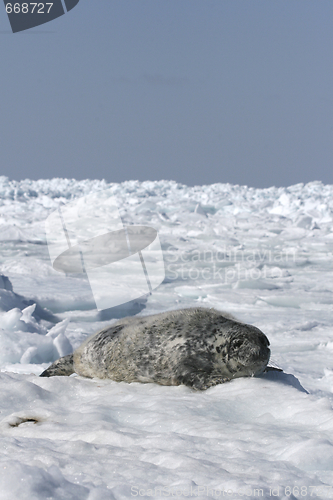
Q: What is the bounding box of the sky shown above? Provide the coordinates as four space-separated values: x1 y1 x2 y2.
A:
0 0 332 189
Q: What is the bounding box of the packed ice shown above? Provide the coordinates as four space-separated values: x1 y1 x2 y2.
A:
0 176 332 499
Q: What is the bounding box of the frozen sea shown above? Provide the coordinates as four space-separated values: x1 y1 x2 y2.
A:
0 176 332 500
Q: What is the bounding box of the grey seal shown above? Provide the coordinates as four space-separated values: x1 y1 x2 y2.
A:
40 307 271 390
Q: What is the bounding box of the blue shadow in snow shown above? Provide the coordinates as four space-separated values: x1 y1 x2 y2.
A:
261 368 309 394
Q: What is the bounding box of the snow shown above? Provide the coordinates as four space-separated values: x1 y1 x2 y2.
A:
0 176 332 499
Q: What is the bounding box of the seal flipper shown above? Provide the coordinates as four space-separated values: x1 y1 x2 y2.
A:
40 354 74 377
178 372 230 390
174 355 230 390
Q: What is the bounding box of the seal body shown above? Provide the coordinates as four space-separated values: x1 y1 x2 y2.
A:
40 308 270 390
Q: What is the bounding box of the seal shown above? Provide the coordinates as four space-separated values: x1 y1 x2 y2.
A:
40 307 271 390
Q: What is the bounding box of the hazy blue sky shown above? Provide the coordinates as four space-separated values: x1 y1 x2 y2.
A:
1 0 332 188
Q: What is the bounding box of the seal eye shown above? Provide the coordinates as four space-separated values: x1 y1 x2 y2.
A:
231 339 243 350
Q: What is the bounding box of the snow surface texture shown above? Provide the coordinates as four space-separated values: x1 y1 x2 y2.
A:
0 176 332 499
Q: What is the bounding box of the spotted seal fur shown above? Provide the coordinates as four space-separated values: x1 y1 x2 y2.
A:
40 307 271 390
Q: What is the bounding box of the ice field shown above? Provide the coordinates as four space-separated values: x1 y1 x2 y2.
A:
0 176 332 499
